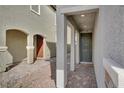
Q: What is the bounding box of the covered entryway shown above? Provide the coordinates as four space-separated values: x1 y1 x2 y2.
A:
80 33 92 62
56 6 99 88
33 34 44 60
6 29 27 63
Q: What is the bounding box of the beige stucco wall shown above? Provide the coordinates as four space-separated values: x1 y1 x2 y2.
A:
0 5 56 55
0 5 56 71
6 30 27 63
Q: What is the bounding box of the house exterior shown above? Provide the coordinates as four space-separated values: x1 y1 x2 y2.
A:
0 5 72 73
0 5 124 88
0 5 57 72
56 5 124 88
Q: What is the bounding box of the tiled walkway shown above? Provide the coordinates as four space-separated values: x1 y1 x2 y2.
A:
66 64 97 88
0 58 97 88
0 59 56 88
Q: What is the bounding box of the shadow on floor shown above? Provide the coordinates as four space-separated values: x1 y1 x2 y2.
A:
6 61 21 72
45 58 56 85
66 64 97 88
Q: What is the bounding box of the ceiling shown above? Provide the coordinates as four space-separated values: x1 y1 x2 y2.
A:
71 12 96 32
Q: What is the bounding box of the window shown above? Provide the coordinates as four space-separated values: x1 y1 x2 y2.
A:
30 5 40 15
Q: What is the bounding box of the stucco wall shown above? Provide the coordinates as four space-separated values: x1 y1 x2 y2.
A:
0 5 56 53
0 5 56 71
64 5 124 88
102 6 124 66
6 30 27 63
57 5 103 87
93 9 105 87
93 6 124 88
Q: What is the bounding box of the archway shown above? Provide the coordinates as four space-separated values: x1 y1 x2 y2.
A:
33 34 44 60
6 29 27 64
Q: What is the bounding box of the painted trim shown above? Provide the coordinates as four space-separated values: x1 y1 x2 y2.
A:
0 46 8 52
80 30 92 33
6 28 29 35
56 69 66 88
59 6 99 15
80 61 93 64
26 46 34 49
43 38 46 59
30 5 40 16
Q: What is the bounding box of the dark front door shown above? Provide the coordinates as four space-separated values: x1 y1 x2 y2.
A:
80 33 92 62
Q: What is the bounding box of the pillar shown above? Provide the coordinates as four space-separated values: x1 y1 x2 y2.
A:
56 12 67 88
76 31 80 64
26 34 34 64
0 29 13 72
70 27 76 71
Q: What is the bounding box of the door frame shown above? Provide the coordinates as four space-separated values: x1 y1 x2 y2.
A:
79 32 93 64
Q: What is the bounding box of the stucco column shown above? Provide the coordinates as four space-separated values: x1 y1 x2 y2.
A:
56 12 67 88
70 27 76 71
26 34 34 64
0 29 13 72
0 46 13 72
76 31 80 64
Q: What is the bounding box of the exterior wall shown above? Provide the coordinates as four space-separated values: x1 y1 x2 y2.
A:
57 5 105 87
93 6 124 87
6 30 27 63
0 49 12 72
60 5 124 88
101 6 124 87
93 9 105 87
102 6 124 66
0 5 56 71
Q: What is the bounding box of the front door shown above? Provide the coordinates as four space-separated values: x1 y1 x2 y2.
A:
37 35 43 57
80 33 92 62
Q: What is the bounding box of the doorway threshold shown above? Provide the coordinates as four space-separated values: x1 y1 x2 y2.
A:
80 62 93 64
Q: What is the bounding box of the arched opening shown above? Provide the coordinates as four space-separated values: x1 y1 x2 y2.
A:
6 29 27 64
33 34 44 60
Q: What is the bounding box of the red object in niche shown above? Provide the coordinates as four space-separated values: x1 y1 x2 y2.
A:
36 35 43 57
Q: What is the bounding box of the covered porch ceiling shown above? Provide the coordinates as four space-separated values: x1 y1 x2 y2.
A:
68 12 97 33
49 5 97 33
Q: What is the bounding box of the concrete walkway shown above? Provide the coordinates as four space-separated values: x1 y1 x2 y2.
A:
0 57 97 88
